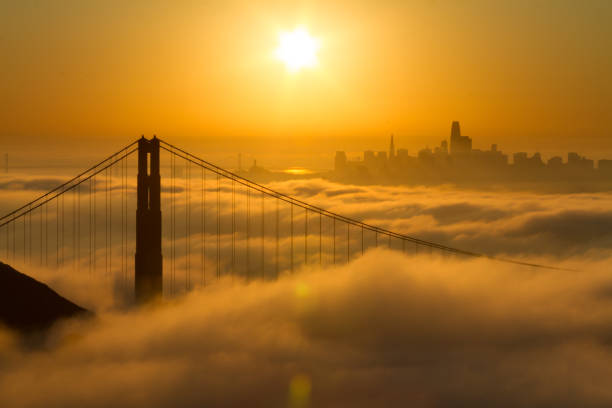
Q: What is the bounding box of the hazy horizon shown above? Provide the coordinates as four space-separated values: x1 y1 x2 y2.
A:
2 0 612 162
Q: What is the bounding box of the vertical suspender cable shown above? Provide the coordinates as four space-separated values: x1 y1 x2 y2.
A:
319 212 322 267
172 152 175 294
124 155 127 285
120 157 123 284
6 221 9 263
109 165 112 277
77 181 81 271
62 193 65 268
206 166 208 286
304 209 307 265
10 219 13 264
216 173 220 279
23 214 26 265
121 155 125 284
347 222 349 263
361 225 364 256
170 152 174 294
261 190 264 279
275 198 279 278
72 187 76 271
89 176 92 274
246 185 250 279
125 155 128 285
186 159 190 290
290 203 294 273
232 179 235 276
67 185 72 270
105 167 108 276
93 174 96 273
29 206 32 264
56 196 59 268
333 217 336 265
40 204 43 265
45 201 48 267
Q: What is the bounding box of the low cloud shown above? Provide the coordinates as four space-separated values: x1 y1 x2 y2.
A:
2 251 612 407
268 179 612 260
3 173 612 406
5 174 612 260
0 178 66 192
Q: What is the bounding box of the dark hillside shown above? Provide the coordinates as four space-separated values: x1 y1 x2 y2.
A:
0 261 90 333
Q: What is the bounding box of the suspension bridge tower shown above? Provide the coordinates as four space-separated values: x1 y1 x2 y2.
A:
135 136 163 303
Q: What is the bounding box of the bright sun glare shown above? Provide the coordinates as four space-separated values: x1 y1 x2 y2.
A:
275 28 320 72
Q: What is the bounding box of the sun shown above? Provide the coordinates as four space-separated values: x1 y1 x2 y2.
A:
275 28 320 72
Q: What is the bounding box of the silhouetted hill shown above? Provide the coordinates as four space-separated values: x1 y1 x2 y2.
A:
0 261 90 333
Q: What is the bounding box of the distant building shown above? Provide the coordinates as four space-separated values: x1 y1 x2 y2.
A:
334 151 347 172
363 150 376 169
548 156 563 169
389 134 395 159
417 147 434 164
471 145 508 167
449 121 472 155
599 159 612 173
376 151 387 163
514 152 543 168
434 140 448 155
568 152 594 170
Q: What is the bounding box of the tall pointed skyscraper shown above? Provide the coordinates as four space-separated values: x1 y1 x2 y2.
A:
389 134 395 159
451 121 461 140
449 121 472 155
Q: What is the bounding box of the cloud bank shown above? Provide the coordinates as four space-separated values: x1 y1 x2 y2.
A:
2 174 612 406
2 251 612 407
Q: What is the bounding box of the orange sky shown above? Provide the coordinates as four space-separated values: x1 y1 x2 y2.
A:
1 0 611 164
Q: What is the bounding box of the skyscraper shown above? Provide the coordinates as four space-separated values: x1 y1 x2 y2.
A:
389 134 395 159
334 151 347 172
449 121 472 155
451 121 461 140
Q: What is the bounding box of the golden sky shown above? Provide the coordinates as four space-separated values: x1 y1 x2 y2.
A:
1 0 611 160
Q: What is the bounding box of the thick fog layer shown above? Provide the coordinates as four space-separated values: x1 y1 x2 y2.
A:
1 176 612 407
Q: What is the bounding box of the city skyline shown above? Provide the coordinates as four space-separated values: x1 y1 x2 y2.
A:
334 121 612 182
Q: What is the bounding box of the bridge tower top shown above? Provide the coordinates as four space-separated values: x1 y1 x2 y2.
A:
135 136 163 304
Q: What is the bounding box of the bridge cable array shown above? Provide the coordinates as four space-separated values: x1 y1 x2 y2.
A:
0 141 138 285
0 136 574 300
158 139 573 273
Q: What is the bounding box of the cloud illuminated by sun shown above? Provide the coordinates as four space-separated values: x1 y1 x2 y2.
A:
275 28 320 72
